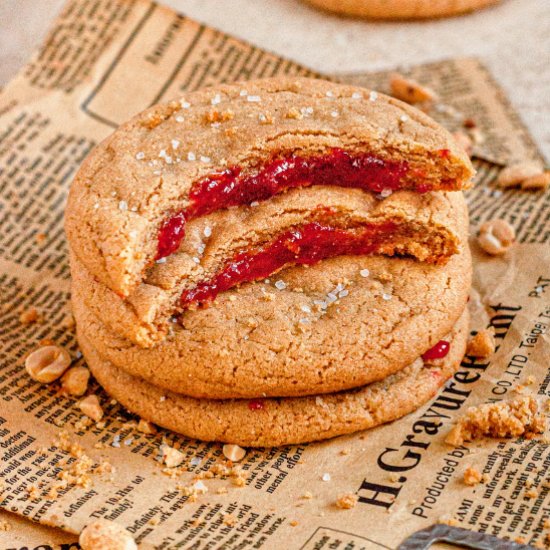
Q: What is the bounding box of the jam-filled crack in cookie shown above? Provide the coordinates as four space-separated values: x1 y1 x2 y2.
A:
70 187 468 347
65 77 474 298
72 241 471 399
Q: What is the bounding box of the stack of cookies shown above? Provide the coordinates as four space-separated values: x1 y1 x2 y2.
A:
66 78 473 447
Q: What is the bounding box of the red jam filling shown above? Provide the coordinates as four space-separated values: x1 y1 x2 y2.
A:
157 148 415 259
422 341 450 361
248 399 265 411
180 221 397 309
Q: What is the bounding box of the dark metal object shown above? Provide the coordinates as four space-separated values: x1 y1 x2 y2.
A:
398 524 534 549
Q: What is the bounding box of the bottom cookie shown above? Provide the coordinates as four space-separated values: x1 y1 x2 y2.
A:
81 310 468 447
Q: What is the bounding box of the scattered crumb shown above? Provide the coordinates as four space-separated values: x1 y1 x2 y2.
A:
19 307 41 324
161 445 185 468
137 419 157 435
335 493 358 509
446 396 545 446
438 517 460 527
289 520 299 527
78 395 103 422
526 488 539 499
466 327 496 358
61 366 90 396
223 514 236 527
0 519 11 531
463 466 482 486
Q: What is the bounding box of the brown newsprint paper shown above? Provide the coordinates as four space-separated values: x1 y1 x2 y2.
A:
0 0 548 548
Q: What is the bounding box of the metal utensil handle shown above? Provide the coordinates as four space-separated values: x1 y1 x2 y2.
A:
398 524 534 550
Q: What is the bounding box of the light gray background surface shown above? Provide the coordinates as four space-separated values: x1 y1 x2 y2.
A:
1 0 548 159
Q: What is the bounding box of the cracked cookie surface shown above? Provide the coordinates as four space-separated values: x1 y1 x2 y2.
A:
81 309 468 446
72 237 471 399
65 77 474 297
70 187 468 347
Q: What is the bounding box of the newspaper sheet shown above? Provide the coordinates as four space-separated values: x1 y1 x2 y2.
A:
0 0 548 548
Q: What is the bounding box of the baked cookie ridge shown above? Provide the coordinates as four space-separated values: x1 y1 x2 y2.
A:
72 244 472 399
71 187 469 347
65 77 474 296
81 309 469 446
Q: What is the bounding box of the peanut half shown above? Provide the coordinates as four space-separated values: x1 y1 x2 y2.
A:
496 161 544 188
477 219 516 255
79 519 137 550
223 444 247 462
390 73 438 104
25 345 71 383
521 172 550 191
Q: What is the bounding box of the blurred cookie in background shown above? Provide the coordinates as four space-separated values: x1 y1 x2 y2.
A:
302 0 502 19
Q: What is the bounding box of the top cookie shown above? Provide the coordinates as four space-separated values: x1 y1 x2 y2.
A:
65 77 474 297
303 0 500 19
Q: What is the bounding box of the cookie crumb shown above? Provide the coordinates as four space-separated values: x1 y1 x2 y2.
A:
61 366 90 396
223 514 236 526
19 307 41 324
446 396 545 446
335 492 358 509
137 419 157 435
162 445 185 468
79 395 103 422
466 328 496 358
463 466 482 486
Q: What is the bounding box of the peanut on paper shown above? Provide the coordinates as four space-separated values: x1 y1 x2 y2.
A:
79 519 137 550
25 345 71 383
477 219 516 255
